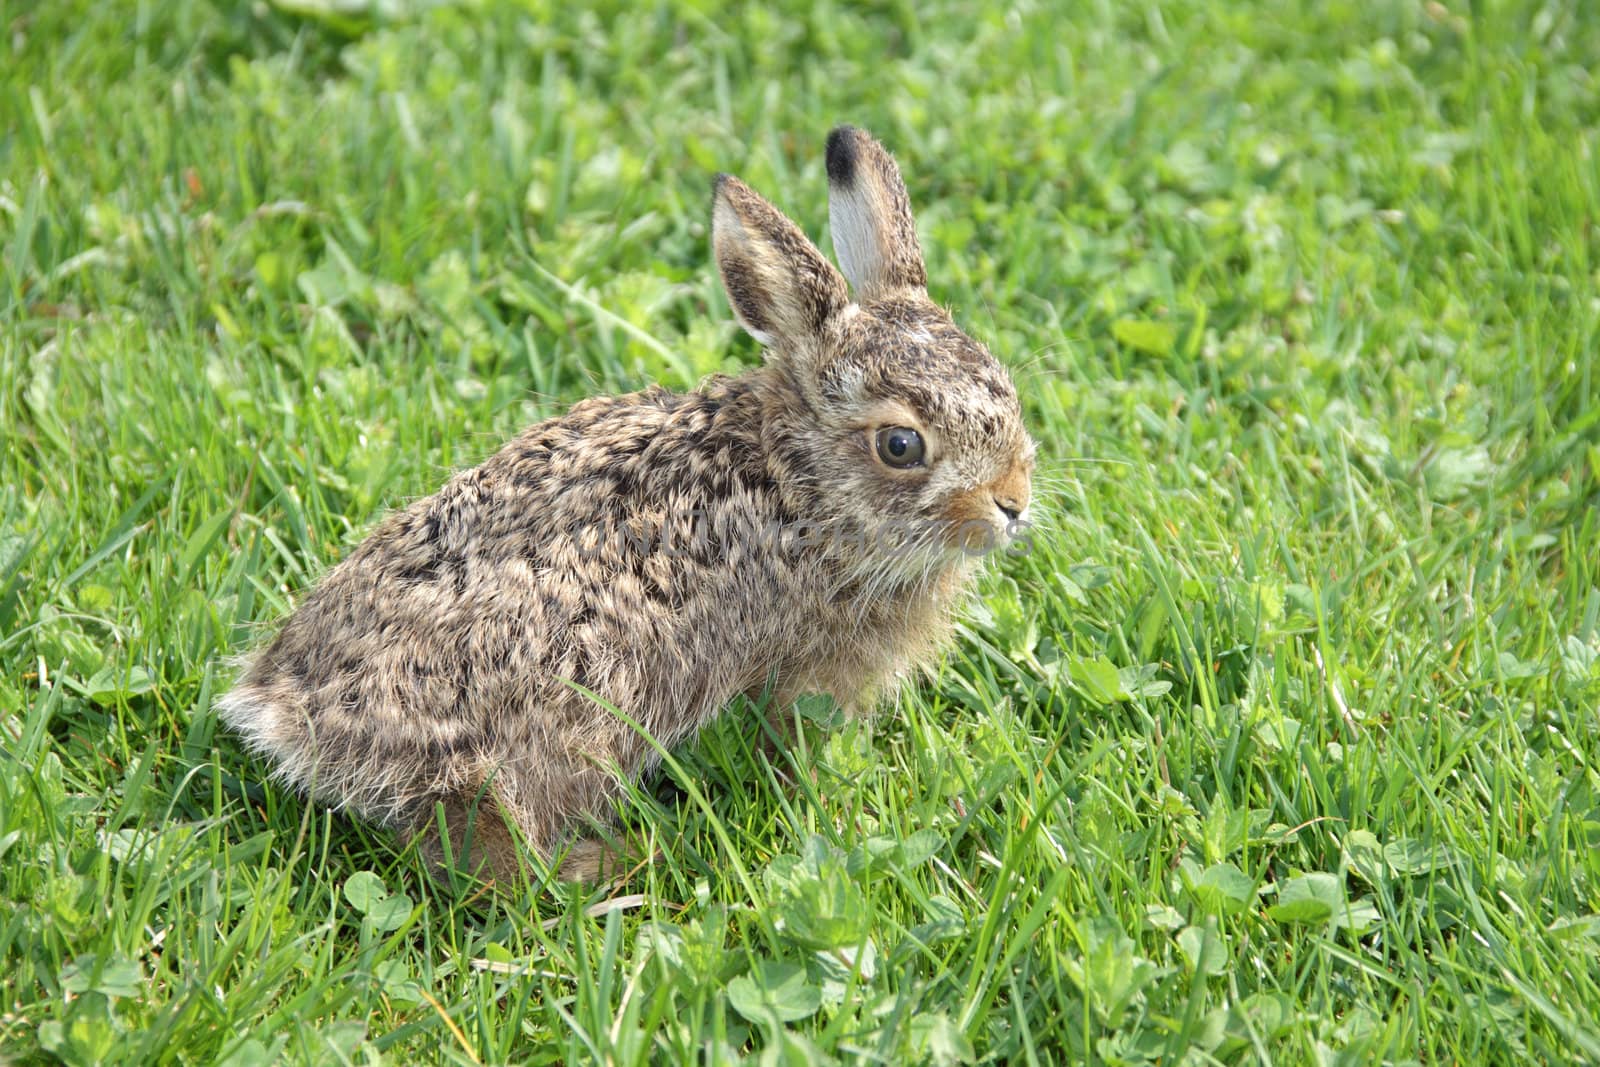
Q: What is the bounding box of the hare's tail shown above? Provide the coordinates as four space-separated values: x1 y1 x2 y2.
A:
215 674 322 801
215 666 487 830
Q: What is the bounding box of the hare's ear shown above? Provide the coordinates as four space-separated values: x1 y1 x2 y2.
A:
825 125 927 301
712 174 848 347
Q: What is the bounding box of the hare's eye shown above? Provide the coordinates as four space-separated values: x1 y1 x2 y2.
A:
875 426 925 468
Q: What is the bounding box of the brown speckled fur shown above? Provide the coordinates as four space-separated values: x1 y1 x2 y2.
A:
217 126 1034 886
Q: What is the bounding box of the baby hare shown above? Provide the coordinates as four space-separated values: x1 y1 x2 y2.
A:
219 126 1034 885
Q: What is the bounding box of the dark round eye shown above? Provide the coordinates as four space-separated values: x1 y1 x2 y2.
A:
875 426 925 468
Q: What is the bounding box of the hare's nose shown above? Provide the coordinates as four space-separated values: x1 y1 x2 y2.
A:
994 497 1023 522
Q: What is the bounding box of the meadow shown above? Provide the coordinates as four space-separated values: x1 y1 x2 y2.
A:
3 0 1598 1062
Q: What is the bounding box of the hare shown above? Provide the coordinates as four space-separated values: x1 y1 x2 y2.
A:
217 126 1034 885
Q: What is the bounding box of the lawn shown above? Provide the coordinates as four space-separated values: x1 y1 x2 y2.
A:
3 0 1599 1062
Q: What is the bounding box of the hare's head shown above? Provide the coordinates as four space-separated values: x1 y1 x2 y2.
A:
713 126 1034 570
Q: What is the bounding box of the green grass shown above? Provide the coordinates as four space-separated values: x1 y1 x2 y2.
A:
4 0 1599 1062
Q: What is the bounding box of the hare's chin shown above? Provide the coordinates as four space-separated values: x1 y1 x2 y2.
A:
847 536 982 587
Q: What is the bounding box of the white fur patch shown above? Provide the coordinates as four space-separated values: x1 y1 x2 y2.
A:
832 361 867 402
829 186 883 296
215 687 313 791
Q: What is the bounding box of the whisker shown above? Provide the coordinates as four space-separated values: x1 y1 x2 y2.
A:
1038 456 1136 469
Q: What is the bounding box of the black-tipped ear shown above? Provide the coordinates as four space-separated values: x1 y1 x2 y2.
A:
712 173 848 348
825 125 927 300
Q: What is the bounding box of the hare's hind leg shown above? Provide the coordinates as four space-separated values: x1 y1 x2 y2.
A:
413 790 635 888
414 793 532 888
552 835 633 883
